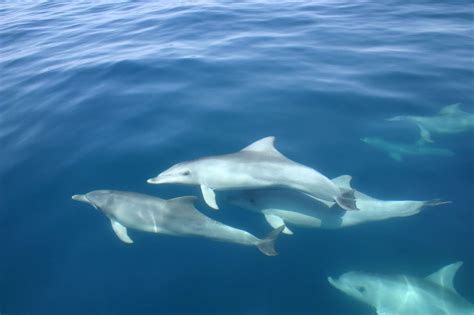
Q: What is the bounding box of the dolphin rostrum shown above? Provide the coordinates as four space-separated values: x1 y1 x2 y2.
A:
147 136 358 211
226 175 449 234
387 103 474 143
328 262 474 315
72 190 284 256
361 136 454 161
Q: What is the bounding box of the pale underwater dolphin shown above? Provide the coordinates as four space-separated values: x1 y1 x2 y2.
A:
72 190 284 256
387 103 474 143
226 175 450 235
147 136 358 211
361 136 454 161
328 262 474 315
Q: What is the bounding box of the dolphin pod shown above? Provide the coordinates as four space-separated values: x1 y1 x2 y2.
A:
72 190 284 256
71 133 468 311
329 262 474 315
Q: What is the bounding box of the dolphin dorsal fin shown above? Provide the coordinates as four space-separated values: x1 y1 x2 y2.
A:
426 261 463 292
168 196 198 207
241 137 283 155
331 175 353 190
439 103 462 115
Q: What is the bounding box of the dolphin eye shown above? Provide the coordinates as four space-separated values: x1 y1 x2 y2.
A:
182 170 191 176
357 286 366 293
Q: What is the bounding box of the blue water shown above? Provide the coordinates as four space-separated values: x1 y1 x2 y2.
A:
1 1 473 314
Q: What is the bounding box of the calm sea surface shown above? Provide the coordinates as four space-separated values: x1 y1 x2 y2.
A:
1 1 473 314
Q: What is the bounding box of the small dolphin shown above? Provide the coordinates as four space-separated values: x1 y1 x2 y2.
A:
387 103 474 143
227 175 449 234
147 136 358 211
72 190 284 256
361 136 454 161
328 262 474 315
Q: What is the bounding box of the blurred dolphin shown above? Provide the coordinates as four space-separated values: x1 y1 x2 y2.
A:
226 175 449 234
360 136 454 161
147 136 358 211
328 262 474 315
72 190 284 256
387 103 474 143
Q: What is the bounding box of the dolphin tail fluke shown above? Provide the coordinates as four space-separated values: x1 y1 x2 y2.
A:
257 226 285 256
422 199 452 208
335 189 359 211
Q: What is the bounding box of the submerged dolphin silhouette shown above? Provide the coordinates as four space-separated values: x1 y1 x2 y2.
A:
227 175 449 234
72 190 284 256
361 136 454 161
147 136 358 211
328 262 474 315
387 103 474 143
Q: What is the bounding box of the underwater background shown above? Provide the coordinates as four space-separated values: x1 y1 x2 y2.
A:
1 1 473 314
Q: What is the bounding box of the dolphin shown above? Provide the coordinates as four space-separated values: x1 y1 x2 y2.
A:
361 136 454 161
387 103 474 143
328 262 474 315
226 175 450 234
71 190 284 256
147 136 358 211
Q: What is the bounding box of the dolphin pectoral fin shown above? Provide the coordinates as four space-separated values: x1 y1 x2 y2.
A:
264 214 293 235
201 185 218 210
111 220 134 244
417 123 434 143
389 152 403 161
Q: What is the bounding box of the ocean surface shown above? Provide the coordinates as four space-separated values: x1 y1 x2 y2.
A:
1 1 473 314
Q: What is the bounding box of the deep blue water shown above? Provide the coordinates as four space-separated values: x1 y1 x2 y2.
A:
1 1 473 314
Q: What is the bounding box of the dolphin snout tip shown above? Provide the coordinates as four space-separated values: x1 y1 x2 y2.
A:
72 194 87 202
327 277 336 286
147 178 157 184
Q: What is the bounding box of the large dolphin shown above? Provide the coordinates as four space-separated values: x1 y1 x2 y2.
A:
328 262 474 315
72 190 284 256
147 136 358 211
361 136 454 161
226 175 449 234
387 103 474 143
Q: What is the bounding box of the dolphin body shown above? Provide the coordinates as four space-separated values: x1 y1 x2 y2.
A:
147 136 358 211
388 103 474 143
361 136 454 161
328 262 474 315
226 175 449 235
72 190 284 256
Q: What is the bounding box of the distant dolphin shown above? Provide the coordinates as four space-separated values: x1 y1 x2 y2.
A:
328 262 474 315
147 136 358 211
72 190 284 256
361 136 454 161
226 175 449 234
387 103 474 143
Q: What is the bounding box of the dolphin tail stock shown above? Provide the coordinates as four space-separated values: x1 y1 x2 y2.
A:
335 189 359 211
257 225 285 256
422 199 452 208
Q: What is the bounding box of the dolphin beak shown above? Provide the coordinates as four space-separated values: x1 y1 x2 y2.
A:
327 277 340 289
147 175 167 184
72 194 89 203
147 177 159 184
